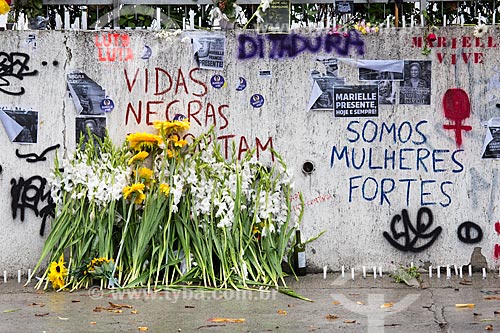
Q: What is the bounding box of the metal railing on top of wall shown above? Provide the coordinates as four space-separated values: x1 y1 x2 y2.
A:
1 0 498 30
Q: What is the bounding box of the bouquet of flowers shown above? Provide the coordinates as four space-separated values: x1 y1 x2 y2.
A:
31 120 305 293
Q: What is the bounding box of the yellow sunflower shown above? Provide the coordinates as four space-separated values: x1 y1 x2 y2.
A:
134 167 153 181
126 133 163 150
159 183 170 196
123 183 146 204
128 151 149 165
153 120 190 134
48 254 68 290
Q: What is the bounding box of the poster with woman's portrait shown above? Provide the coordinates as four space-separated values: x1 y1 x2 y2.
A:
399 61 431 105
75 117 106 147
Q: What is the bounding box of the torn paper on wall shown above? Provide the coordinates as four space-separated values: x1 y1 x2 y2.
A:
308 58 345 111
0 108 38 143
67 71 106 115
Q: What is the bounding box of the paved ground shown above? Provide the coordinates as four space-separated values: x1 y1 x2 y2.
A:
1 271 500 332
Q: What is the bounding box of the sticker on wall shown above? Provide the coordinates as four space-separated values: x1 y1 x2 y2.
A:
0 108 38 143
100 97 115 113
481 118 500 158
67 71 106 116
173 113 187 121
259 70 272 78
211 74 225 89
141 45 152 60
26 34 36 50
250 94 265 108
236 77 247 91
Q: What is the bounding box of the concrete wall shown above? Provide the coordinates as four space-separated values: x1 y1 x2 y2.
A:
1 26 499 274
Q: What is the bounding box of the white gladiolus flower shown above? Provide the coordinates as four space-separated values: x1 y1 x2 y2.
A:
260 0 272 12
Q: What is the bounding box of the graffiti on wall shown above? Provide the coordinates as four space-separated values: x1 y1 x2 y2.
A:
411 35 497 64
237 30 365 60
457 221 483 244
10 175 55 236
124 67 274 160
0 52 38 95
383 207 442 252
95 33 133 62
442 88 472 148
15 144 60 163
330 120 464 207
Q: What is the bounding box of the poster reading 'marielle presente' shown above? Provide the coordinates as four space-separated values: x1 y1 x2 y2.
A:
334 85 379 117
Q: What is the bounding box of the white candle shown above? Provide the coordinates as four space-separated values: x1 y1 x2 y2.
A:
81 11 87 30
483 268 487 279
429 266 433 278
478 15 481 25
182 17 186 30
64 10 70 30
454 265 458 276
379 267 382 277
460 15 464 27
402 15 406 28
198 16 201 28
351 268 355 280
27 269 31 283
156 7 161 30
189 10 195 30
17 270 21 283
421 14 424 27
446 265 451 279
3 271 6 283
341 265 345 278
468 265 472 277
411 15 414 27
459 267 463 279
443 14 446 27
333 17 336 29
323 265 327 280
387 16 390 28
362 266 366 278
437 266 441 279
373 267 377 279
410 262 414 268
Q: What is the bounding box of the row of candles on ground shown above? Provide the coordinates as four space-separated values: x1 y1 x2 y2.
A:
2 270 32 283
322 263 493 280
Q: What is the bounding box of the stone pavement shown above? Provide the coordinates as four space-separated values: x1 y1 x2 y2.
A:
1 272 500 333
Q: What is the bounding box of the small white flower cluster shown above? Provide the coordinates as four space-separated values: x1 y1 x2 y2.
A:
50 150 129 210
156 29 183 42
208 3 247 26
254 0 273 24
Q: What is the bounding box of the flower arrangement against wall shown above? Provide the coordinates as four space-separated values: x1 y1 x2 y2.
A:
32 119 305 293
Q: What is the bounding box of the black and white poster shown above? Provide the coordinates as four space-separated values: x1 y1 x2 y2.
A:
482 125 500 159
67 71 106 115
399 60 431 105
192 33 226 70
76 117 106 147
334 85 379 117
0 108 38 143
257 0 290 34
